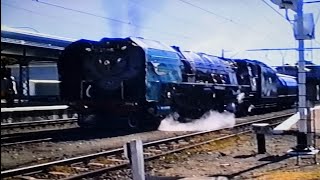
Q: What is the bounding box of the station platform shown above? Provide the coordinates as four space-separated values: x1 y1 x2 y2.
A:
273 105 320 135
1 105 69 113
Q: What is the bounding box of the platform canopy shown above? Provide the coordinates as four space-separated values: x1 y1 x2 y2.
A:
1 26 75 63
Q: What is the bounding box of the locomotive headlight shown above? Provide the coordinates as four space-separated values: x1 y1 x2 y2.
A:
117 58 122 63
167 91 172 99
212 93 216 98
85 48 92 52
104 60 111 66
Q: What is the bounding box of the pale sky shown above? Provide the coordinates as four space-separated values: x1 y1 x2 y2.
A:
1 0 320 66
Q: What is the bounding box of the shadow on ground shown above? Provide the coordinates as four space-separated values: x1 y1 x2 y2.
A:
207 154 291 179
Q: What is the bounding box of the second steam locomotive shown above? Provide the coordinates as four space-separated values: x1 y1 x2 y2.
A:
58 37 297 129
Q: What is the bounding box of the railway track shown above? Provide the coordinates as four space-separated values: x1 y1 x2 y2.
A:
1 128 81 147
1 105 74 124
1 105 77 145
1 112 293 179
1 118 78 131
0 108 295 146
1 118 78 146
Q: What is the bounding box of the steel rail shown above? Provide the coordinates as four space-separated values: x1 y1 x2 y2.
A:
2 138 54 146
1 127 80 146
62 131 250 180
1 118 77 129
1 127 78 139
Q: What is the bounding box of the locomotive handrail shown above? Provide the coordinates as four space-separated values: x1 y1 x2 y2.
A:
178 82 250 87
1 105 69 113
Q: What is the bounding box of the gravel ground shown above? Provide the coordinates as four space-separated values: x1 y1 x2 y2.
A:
146 134 320 180
1 109 295 170
1 130 192 170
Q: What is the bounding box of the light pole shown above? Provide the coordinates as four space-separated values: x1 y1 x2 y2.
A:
296 0 312 151
295 0 312 150
270 0 316 152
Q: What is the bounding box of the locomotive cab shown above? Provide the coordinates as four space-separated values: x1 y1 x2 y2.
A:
233 59 298 114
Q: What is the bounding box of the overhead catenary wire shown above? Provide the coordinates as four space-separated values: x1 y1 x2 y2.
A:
260 0 292 24
4 0 318 62
2 1 127 41
33 0 192 40
2 2 63 21
178 0 235 23
239 0 275 25
240 0 296 51
259 0 314 61
177 0 276 40
34 0 131 25
177 0 261 30
3 1 197 43
129 0 215 32
1 2 106 32
245 47 320 51
304 0 320 4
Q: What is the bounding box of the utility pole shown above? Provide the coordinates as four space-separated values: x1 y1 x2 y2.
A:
296 0 312 150
270 0 316 152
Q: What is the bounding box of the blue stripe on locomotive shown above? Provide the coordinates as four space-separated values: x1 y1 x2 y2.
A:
130 37 182 102
277 74 298 96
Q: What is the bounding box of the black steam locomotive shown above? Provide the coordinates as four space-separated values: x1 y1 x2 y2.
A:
58 37 297 129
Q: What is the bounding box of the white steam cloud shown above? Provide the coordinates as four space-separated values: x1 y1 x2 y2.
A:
158 110 236 131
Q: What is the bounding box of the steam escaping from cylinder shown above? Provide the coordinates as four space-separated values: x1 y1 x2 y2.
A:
158 110 236 131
